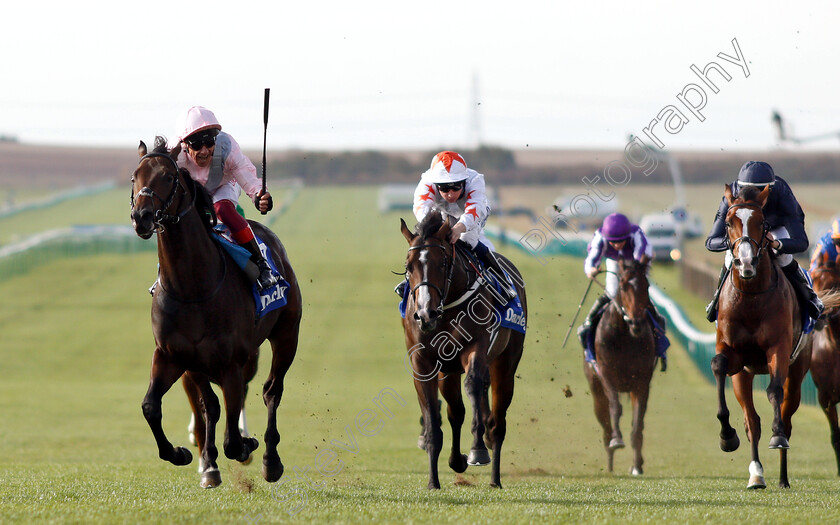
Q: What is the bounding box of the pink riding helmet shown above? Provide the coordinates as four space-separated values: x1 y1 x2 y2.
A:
176 106 223 142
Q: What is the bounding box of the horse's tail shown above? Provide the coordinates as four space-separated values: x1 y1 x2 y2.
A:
818 288 840 311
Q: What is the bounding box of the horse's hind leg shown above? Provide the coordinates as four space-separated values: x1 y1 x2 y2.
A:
711 352 740 452
585 363 615 472
182 374 206 467
486 335 524 488
439 373 468 473
823 401 840 476
191 374 223 488
464 353 491 467
776 356 808 488
262 319 300 483
141 348 192 467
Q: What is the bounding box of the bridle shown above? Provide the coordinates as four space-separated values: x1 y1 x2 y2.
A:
612 265 647 327
726 202 770 270
407 241 455 317
131 153 195 234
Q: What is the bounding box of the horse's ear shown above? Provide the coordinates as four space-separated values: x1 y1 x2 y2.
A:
169 143 181 161
436 218 452 240
400 218 416 244
138 141 147 158
724 183 734 206
757 185 771 207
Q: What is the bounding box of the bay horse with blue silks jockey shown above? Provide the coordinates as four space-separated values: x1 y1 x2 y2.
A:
711 184 840 489
584 257 657 476
400 211 526 489
130 137 302 488
808 252 840 475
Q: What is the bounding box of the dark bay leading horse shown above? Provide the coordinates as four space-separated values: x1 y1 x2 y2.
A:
584 258 656 475
400 212 526 489
711 184 840 489
809 254 840 475
130 138 302 488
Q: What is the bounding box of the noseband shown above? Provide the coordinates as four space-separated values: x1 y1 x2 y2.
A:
131 153 194 233
726 202 770 269
407 242 455 315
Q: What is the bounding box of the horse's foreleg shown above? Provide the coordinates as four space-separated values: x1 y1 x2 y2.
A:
711 352 739 451
604 385 624 450
464 353 491 467
776 354 808 488
261 325 298 483
221 367 258 464
585 363 614 472
439 373 467 473
823 401 840 476
732 371 765 489
629 387 650 476
415 377 443 489
141 349 191 467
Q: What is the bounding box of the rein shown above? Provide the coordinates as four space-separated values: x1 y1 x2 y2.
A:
407 241 484 314
726 202 770 270
133 151 225 304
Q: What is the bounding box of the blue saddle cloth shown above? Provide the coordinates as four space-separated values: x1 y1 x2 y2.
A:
212 225 289 318
398 269 526 335
584 310 669 365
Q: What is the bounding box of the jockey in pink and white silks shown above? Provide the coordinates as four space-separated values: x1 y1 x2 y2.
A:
172 106 278 290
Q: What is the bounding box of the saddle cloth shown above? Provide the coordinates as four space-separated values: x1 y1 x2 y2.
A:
213 225 289 318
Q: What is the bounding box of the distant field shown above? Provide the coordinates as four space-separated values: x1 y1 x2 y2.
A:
2 187 840 523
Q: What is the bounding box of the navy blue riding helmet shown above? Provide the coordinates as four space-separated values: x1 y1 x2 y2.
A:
737 161 776 189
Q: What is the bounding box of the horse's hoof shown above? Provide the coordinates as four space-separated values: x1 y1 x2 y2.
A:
467 449 491 466
450 453 468 473
489 481 502 489
262 459 284 483
630 466 643 476
240 454 253 466
608 438 625 450
200 468 222 489
747 475 766 490
768 435 790 449
172 446 193 466
720 432 740 452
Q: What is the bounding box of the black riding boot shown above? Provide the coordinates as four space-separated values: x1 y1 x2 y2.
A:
647 303 668 372
782 261 824 320
243 239 280 291
705 264 729 323
577 294 611 349
473 242 517 301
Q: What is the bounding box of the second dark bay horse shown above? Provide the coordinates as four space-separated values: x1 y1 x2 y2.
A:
400 211 526 489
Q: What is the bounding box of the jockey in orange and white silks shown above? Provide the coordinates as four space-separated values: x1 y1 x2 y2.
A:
172 105 279 290
405 150 515 301
413 151 492 251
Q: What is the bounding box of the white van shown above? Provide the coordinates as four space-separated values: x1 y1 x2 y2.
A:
639 213 682 262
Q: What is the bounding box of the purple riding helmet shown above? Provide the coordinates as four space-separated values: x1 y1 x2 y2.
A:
601 213 632 241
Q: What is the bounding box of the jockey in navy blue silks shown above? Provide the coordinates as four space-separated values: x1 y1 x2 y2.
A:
705 160 824 323
577 213 668 371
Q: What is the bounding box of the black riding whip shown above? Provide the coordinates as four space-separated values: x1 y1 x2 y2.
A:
561 278 595 348
260 88 270 215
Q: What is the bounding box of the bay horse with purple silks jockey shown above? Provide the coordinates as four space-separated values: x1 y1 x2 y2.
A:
400 211 526 489
584 257 657 476
808 252 840 475
711 184 840 489
130 137 302 488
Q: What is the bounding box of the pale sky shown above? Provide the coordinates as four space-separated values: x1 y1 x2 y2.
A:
3 1 839 152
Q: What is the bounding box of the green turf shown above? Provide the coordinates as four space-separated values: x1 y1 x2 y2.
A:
2 187 840 524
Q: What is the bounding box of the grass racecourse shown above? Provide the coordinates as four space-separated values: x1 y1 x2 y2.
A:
3 185 840 524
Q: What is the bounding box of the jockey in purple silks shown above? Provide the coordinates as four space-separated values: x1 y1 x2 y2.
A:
578 212 668 371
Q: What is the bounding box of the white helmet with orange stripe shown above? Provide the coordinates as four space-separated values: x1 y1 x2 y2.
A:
423 151 470 184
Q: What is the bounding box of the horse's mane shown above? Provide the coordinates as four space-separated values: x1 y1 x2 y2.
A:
151 135 217 231
415 209 446 241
